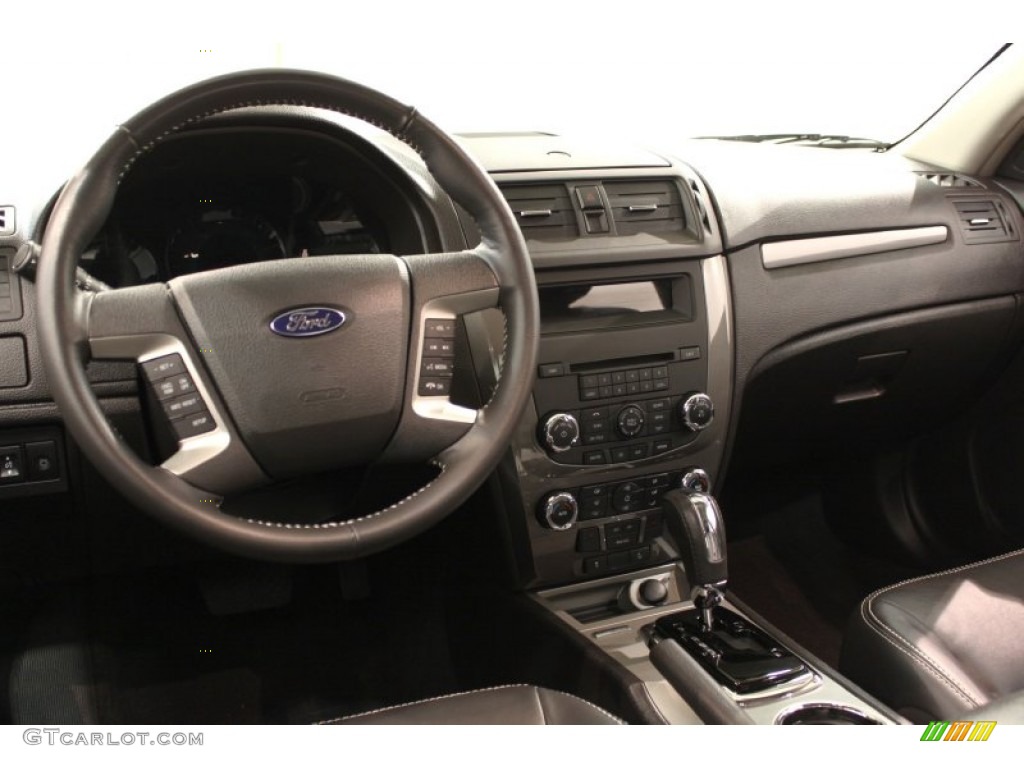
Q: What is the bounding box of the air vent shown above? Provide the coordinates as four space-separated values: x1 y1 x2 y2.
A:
917 172 982 189
0 206 14 237
953 199 1015 244
604 180 686 236
499 184 578 239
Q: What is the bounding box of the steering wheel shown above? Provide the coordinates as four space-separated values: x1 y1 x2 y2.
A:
36 70 539 562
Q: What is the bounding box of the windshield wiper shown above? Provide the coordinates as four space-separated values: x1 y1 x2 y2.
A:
696 133 890 150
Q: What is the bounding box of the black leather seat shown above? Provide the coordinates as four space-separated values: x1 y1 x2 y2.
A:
320 684 624 725
841 548 1024 723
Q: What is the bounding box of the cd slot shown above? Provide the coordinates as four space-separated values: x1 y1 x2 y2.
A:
572 352 676 373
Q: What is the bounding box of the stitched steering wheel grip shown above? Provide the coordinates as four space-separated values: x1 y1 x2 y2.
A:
36 69 539 562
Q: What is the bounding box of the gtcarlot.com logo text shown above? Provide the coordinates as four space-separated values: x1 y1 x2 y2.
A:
23 729 203 747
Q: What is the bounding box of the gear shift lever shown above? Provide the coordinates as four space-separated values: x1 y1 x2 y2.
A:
650 488 813 697
660 489 727 631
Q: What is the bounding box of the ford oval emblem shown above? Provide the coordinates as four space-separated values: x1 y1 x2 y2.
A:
270 307 347 338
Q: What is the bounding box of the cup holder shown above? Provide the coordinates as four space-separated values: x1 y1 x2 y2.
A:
776 703 882 725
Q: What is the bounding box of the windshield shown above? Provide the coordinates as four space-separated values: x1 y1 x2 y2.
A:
6 4 1001 177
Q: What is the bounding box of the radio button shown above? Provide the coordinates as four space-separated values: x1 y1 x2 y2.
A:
626 382 640 395
646 398 671 412
582 419 609 435
653 379 669 391
580 387 601 401
582 432 607 445
582 407 608 421
599 386 614 398
597 373 612 387
639 368 653 381
612 384 627 397
639 381 654 393
612 371 627 385
625 370 640 383
652 366 669 379
580 374 599 388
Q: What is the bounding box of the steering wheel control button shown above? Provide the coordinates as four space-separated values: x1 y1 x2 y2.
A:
680 392 715 431
163 393 206 419
0 445 25 483
171 411 216 440
418 378 452 397
424 318 456 338
153 373 197 400
141 354 186 381
421 358 454 377
539 491 578 530
422 338 455 356
541 413 580 453
616 405 645 438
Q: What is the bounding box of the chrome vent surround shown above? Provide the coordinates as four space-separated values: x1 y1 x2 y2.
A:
604 180 686 235
499 184 579 239
953 198 1016 244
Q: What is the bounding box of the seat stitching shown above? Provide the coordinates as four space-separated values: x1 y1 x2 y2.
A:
316 684 527 723
865 546 1024 601
315 683 624 724
860 595 978 708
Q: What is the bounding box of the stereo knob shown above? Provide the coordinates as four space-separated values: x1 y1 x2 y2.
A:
540 413 580 453
680 392 714 432
616 404 646 438
680 467 711 494
539 492 578 530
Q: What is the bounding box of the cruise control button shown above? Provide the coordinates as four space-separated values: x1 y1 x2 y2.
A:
423 338 455 356
171 411 216 440
154 373 196 401
142 354 185 381
424 318 456 338
163 392 205 419
418 378 451 396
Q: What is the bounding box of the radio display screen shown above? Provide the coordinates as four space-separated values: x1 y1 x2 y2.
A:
539 277 691 328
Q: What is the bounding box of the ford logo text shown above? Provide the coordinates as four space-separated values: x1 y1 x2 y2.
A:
270 307 347 338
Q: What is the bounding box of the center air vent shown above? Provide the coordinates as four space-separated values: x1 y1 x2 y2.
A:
953 199 1015 244
499 184 578 239
603 180 686 235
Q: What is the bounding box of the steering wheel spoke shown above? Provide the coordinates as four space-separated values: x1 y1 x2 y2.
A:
85 285 268 496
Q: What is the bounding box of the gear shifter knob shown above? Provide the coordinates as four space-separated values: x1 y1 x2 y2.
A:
660 489 728 590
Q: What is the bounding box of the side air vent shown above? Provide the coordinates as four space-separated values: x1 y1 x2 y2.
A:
953 199 1015 244
0 206 14 237
604 180 686 236
499 184 578 239
917 172 982 189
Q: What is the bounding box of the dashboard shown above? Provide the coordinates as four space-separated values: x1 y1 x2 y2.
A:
82 123 433 287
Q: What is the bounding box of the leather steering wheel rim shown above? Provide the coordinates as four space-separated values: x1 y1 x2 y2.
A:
37 69 538 562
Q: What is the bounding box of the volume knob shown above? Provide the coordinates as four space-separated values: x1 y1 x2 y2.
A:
680 392 714 432
541 413 580 453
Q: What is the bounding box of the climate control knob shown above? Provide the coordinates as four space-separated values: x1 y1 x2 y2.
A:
538 492 578 530
680 467 711 494
679 392 714 432
540 413 580 453
616 404 646 438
